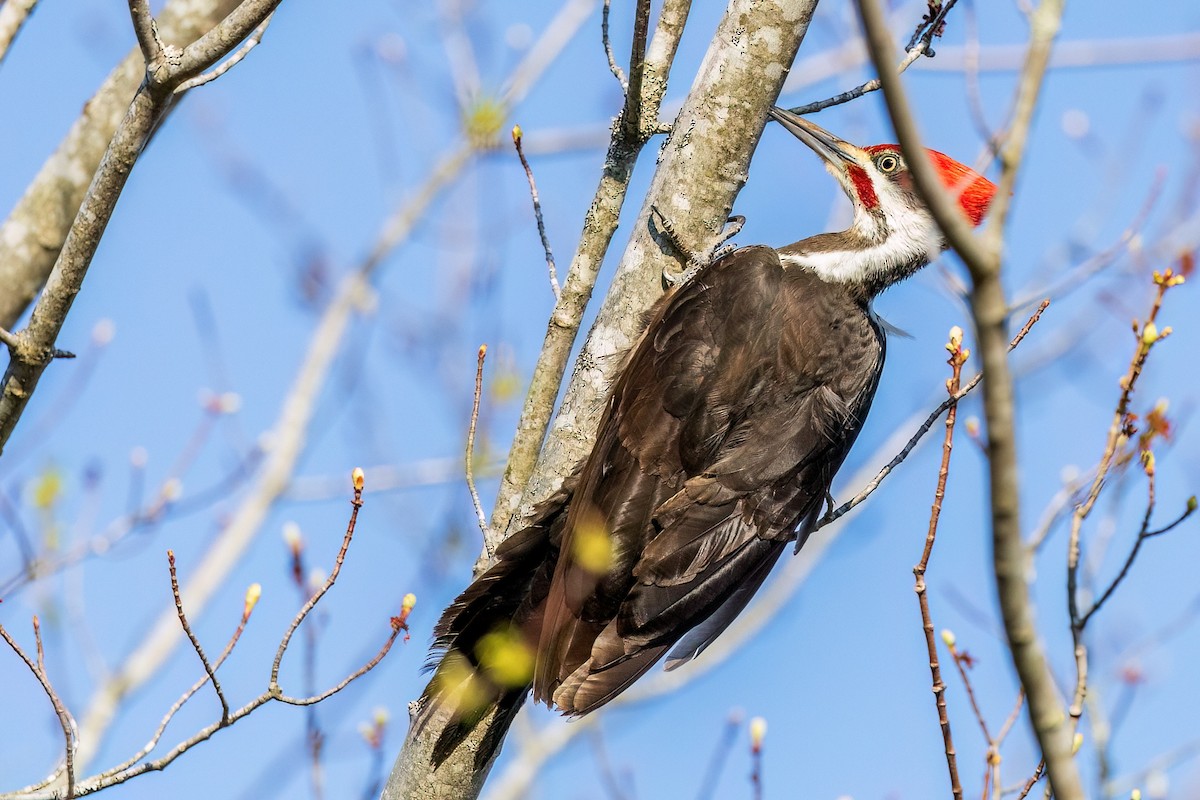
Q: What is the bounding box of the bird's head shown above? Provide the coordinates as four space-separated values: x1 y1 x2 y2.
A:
769 106 996 296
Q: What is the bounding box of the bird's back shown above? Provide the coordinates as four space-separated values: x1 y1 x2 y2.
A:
530 245 885 711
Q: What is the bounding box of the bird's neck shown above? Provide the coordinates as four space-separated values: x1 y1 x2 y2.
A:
777 206 942 298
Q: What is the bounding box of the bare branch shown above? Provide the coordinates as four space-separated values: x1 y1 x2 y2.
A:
270 471 364 691
172 0 283 79
512 126 560 300
0 0 241 331
0 0 39 67
818 300 1049 529
167 550 230 724
913 327 969 800
175 11 275 93
0 618 77 799
1066 268 1183 729
92 586 258 783
127 0 164 67
601 0 628 90
466 345 491 540
0 0 286 455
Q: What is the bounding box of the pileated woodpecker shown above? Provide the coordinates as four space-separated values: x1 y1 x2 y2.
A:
423 108 996 763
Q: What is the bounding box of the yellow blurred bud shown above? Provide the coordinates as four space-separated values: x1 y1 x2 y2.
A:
749 717 768 750
352 467 365 491
1130 790 1142 800
511 124 523 143
940 629 956 648
1072 731 1084 754
402 593 417 613
1142 322 1158 345
463 95 507 147
244 583 262 615
31 466 64 510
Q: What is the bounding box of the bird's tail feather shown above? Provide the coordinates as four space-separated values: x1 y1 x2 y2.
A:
417 481 574 767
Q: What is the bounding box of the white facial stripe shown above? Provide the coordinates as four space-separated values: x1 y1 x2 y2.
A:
785 164 942 285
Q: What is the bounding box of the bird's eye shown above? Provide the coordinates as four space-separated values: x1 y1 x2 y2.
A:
875 154 901 174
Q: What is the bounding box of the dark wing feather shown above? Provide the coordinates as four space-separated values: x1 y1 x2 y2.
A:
537 247 886 713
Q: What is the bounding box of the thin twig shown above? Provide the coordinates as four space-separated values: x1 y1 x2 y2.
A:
601 0 628 89
786 39 929 116
1013 761 1045 799
274 621 405 706
0 619 77 799
513 127 560 300
1067 269 1183 722
996 689 1026 746
466 345 490 539
127 0 164 67
175 11 275 93
1079 493 1195 629
0 325 20 349
271 470 364 691
914 327 968 800
93 586 259 782
167 552 231 723
818 300 1049 530
695 711 742 800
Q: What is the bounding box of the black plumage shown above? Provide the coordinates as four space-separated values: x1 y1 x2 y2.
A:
420 109 995 767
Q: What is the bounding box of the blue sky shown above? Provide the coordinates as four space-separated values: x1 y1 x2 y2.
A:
1 1 1199 798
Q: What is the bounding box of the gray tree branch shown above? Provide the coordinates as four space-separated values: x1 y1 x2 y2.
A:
0 0 39 67
0 0 243 331
0 0 286 456
853 0 1082 797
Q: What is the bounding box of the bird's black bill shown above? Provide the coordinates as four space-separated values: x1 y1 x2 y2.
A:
769 106 855 166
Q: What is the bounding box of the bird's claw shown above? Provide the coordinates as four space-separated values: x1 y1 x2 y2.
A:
652 207 745 288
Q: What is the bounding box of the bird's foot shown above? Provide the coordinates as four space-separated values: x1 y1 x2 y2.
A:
652 207 745 288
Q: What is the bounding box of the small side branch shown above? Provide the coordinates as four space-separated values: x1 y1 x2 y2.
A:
913 326 968 800
168 550 229 724
466 345 490 541
1066 268 1184 722
0 617 77 798
175 11 275 93
512 126 560 300
271 468 365 691
601 0 628 90
817 300 1048 530
0 470 409 798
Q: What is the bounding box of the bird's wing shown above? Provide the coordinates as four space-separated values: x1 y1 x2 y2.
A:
536 247 884 713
